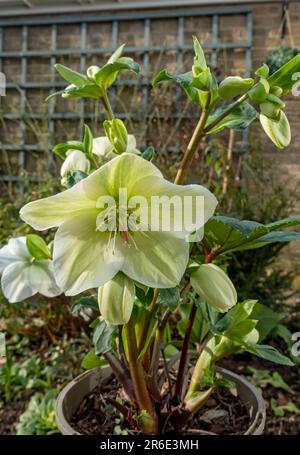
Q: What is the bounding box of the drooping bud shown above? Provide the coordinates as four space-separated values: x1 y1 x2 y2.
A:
190 263 237 313
60 150 90 187
98 272 135 325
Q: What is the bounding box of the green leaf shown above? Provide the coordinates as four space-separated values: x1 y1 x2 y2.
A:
95 57 140 89
141 147 156 161
250 302 282 341
240 230 300 250
135 287 154 306
45 89 66 102
271 398 300 417
204 216 265 253
206 102 258 134
246 344 294 366
267 53 300 94
81 349 106 370
177 302 209 344
107 44 126 64
193 36 207 71
249 78 270 103
152 70 201 106
26 234 51 260
93 319 115 355
137 317 158 360
203 214 300 254
83 124 93 155
156 287 180 310
260 111 291 149
52 141 84 159
71 296 98 315
218 76 254 100
225 319 258 344
255 63 269 78
54 64 88 87
247 367 290 391
215 300 258 333
62 83 102 99
66 170 88 188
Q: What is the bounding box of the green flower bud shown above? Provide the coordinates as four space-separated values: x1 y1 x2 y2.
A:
218 76 254 100
98 273 135 325
87 65 100 81
244 328 259 345
104 119 128 155
270 85 283 97
249 78 270 103
260 94 285 119
190 264 237 313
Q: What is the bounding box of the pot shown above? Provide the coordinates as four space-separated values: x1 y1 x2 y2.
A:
56 365 265 435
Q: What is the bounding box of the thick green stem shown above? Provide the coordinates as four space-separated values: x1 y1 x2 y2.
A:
175 97 211 185
101 89 114 120
124 318 158 434
137 288 159 354
185 337 215 400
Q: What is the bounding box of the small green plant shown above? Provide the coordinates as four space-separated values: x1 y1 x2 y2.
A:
247 367 290 392
270 398 300 417
16 389 59 435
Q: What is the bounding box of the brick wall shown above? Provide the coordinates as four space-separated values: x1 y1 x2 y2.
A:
0 1 299 197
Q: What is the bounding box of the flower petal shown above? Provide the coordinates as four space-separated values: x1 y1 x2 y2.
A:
130 175 218 239
20 180 103 231
121 230 189 288
8 237 31 259
1 262 35 303
92 136 113 157
0 245 17 273
28 260 61 297
96 153 163 198
60 150 90 178
53 211 124 295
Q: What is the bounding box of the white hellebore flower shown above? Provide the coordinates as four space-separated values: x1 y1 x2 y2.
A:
0 237 61 303
191 263 237 313
60 150 91 187
20 153 217 296
92 134 140 161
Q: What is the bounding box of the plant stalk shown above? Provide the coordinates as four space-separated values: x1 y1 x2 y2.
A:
124 318 158 434
174 96 211 185
138 288 159 354
173 302 197 401
101 89 114 120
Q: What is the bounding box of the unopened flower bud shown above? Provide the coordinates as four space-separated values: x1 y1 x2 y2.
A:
98 273 135 325
191 264 237 313
60 150 90 187
244 328 259 345
104 119 128 155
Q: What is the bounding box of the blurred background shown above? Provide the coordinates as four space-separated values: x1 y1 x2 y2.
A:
0 0 300 435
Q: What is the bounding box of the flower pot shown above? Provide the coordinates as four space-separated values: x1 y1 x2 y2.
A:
56 365 265 435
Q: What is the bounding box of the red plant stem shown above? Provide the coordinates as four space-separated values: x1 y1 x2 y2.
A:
173 301 197 400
